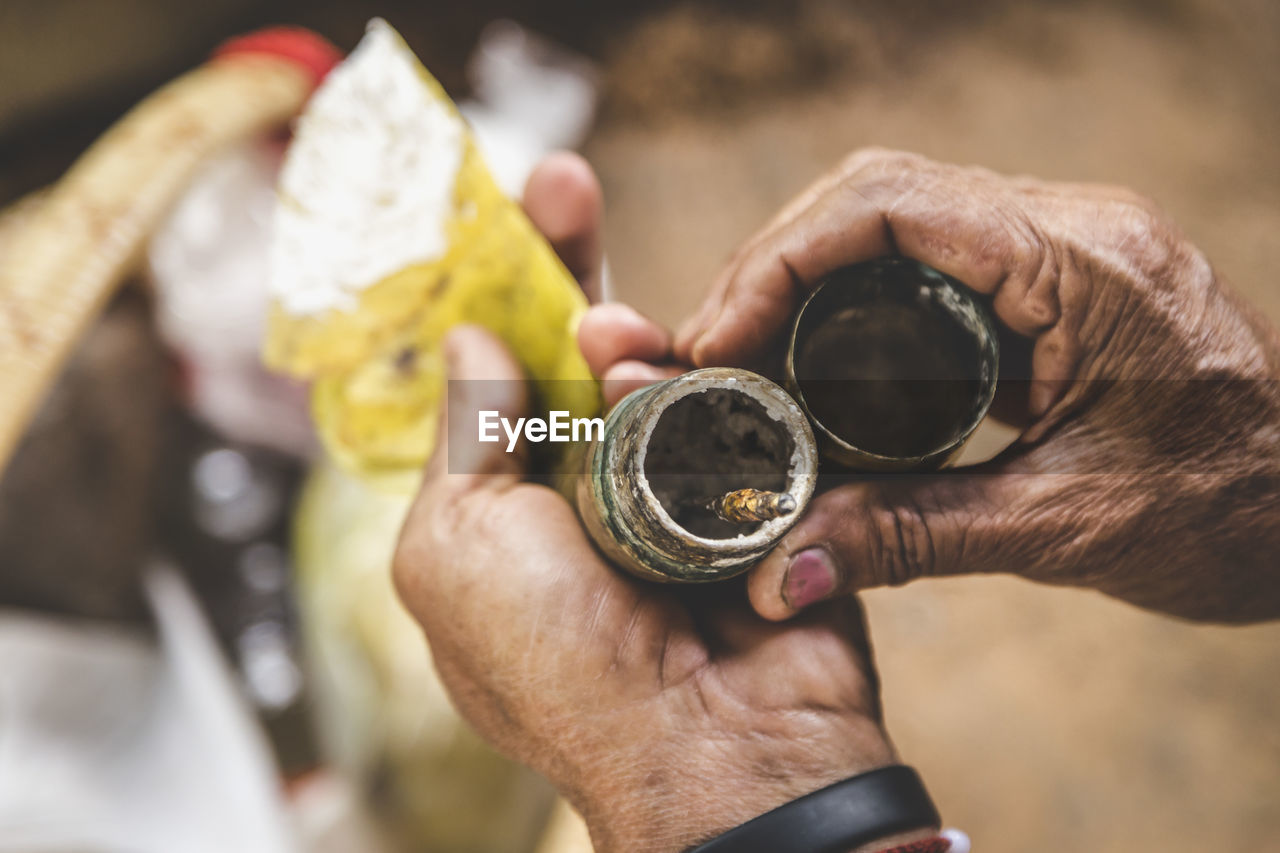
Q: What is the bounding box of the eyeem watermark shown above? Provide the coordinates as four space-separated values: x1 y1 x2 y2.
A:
479 410 605 452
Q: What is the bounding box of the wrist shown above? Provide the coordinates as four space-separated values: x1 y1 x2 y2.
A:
581 722 901 850
576 719 898 853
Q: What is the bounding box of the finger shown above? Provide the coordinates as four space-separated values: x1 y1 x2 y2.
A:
672 149 874 362
1026 321 1083 428
684 150 1084 411
601 360 685 408
522 151 605 301
673 251 752 365
578 302 672 377
681 180 892 367
746 465 1033 620
418 325 530 505
399 324 533 634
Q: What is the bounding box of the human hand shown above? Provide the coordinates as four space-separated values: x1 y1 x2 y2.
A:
393 325 903 852
389 155 926 853
582 148 1280 623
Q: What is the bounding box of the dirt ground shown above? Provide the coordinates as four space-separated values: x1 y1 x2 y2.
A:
587 2 1280 851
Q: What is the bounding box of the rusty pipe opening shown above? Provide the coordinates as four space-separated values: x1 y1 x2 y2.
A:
577 368 818 583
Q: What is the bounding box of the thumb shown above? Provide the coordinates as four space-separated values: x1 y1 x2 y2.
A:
747 465 1035 620
418 325 529 502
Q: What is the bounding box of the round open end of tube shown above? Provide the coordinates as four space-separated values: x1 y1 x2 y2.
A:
786 258 999 470
581 368 818 583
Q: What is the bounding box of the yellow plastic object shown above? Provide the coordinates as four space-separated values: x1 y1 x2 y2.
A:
277 23 601 849
293 462 557 851
264 23 599 487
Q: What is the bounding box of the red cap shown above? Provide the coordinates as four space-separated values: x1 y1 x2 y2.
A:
212 27 343 90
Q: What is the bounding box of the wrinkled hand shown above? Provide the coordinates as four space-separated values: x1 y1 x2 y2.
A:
581 148 1280 623
394 327 897 853
392 155 906 853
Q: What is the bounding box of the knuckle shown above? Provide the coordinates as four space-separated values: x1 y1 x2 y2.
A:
804 485 935 587
839 145 894 174
455 488 510 541
864 496 936 586
1009 212 1061 301
991 205 1046 273
392 489 487 605
391 531 432 609
1094 190 1174 257
1111 201 1183 287
1101 185 1163 220
1115 198 1166 248
841 146 927 185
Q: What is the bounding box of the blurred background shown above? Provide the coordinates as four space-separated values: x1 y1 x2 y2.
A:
1 1 1278 852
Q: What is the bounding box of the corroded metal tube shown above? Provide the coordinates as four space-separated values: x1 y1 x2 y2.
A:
785 258 999 471
577 368 818 583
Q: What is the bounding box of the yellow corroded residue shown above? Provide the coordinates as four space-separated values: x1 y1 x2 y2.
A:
265 20 598 486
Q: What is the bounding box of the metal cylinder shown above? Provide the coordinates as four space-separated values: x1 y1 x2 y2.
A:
577 368 819 583
785 258 999 470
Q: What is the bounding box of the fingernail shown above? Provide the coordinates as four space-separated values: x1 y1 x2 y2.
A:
782 547 839 611
689 308 726 367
